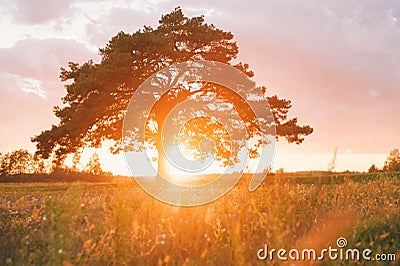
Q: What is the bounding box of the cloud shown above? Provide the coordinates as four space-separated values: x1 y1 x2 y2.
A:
0 38 96 152
17 76 47 99
0 38 96 82
85 7 157 47
8 0 74 25
0 73 60 152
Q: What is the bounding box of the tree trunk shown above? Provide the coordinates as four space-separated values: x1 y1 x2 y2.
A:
157 148 169 180
155 133 172 186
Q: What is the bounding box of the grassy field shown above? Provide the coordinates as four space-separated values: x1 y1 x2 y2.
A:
0 172 399 265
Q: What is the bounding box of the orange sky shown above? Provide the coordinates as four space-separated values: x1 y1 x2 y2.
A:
0 1 399 173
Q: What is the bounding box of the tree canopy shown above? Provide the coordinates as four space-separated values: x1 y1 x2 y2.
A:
383 148 400 172
0 149 39 175
32 7 313 171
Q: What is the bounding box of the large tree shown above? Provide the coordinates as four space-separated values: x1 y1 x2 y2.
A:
32 8 313 178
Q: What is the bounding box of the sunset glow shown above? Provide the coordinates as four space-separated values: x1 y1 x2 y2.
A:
0 3 399 264
0 1 399 173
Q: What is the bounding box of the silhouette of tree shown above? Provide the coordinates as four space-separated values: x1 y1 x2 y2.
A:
0 153 4 176
383 148 400 172
32 7 313 178
71 151 81 172
368 164 380 173
0 149 35 175
85 152 103 175
327 147 338 172
276 168 285 175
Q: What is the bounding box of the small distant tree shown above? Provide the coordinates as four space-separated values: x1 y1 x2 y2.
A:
0 152 14 175
33 153 48 173
327 147 338 172
71 151 81 172
0 153 10 175
383 148 400 172
368 164 380 173
276 168 285 175
0 153 5 175
85 152 103 175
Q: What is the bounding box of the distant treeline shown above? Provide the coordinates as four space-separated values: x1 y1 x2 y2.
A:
0 149 105 177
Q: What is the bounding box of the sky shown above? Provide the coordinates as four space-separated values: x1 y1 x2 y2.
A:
0 0 399 174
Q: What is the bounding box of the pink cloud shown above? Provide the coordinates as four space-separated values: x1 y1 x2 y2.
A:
10 0 74 24
0 38 96 81
0 73 60 152
85 7 158 47
0 38 96 152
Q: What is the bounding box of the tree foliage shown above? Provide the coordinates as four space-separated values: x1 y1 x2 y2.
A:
383 148 400 172
0 149 39 175
368 164 380 173
85 152 103 175
32 7 313 167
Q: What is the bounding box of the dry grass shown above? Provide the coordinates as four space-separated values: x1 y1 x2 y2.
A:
0 172 399 265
